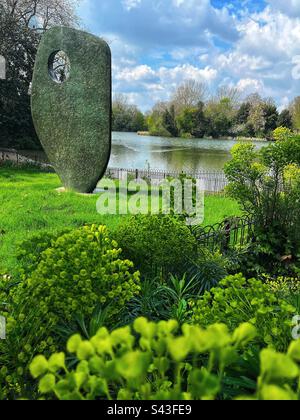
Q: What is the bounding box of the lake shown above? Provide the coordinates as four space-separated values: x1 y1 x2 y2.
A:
20 132 267 172
109 132 267 172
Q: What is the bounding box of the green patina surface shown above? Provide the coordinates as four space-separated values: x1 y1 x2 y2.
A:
31 27 111 193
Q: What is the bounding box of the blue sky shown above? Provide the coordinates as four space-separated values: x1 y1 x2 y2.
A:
78 0 300 111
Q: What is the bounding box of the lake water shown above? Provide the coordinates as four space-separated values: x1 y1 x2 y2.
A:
109 132 267 172
20 132 267 172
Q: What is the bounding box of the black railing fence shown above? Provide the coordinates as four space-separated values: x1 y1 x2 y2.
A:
192 215 255 252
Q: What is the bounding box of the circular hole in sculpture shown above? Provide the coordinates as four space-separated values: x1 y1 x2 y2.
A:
48 51 70 84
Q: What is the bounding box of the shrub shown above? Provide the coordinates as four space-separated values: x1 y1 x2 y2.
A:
224 139 300 275
16 229 71 277
30 317 300 400
273 127 293 142
191 274 296 352
0 224 140 399
115 215 197 276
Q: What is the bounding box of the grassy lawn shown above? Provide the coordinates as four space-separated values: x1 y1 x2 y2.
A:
0 166 241 273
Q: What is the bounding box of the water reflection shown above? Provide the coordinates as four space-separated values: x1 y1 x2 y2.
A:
109 132 266 172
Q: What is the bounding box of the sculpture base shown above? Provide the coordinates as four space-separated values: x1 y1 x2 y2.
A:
55 187 94 196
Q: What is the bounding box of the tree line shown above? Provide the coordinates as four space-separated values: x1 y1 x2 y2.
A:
113 80 300 140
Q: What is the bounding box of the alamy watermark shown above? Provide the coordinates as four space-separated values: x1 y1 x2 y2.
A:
292 315 300 340
96 173 205 226
0 55 6 80
0 316 6 340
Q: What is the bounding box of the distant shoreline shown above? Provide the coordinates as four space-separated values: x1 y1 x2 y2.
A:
136 131 269 142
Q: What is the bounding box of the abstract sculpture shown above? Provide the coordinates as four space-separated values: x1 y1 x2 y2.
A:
31 27 111 193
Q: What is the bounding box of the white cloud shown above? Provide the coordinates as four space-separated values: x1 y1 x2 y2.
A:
158 64 218 84
116 65 156 82
121 0 142 11
237 7 300 60
236 78 264 95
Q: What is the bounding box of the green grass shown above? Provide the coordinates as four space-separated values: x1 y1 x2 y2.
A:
0 166 241 273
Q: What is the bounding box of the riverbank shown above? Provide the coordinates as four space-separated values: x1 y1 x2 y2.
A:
137 131 268 142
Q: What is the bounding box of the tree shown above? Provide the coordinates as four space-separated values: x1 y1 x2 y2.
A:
131 110 146 132
263 103 279 134
290 97 300 132
176 102 207 138
0 0 80 30
247 103 266 137
245 93 264 107
162 105 178 137
171 80 208 113
205 98 236 137
0 7 40 148
236 102 251 125
112 94 146 132
278 109 293 129
216 86 241 108
147 102 172 137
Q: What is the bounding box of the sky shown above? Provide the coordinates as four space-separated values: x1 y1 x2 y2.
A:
77 0 300 111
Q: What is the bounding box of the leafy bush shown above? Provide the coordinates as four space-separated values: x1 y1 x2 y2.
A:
225 139 300 275
115 215 197 276
30 317 258 400
273 127 293 142
191 274 296 352
0 224 140 399
30 317 300 400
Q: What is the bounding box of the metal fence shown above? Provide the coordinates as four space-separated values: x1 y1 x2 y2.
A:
192 215 255 252
106 167 228 193
0 148 52 168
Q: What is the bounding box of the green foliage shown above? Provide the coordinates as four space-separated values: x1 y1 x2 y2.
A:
157 274 199 323
191 274 296 352
16 229 71 277
205 98 235 137
112 95 146 132
147 112 171 137
0 225 140 398
31 317 259 400
225 138 300 275
278 109 293 130
0 8 40 149
32 318 300 401
273 127 293 142
186 249 228 294
115 214 197 276
176 103 207 138
162 105 179 137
